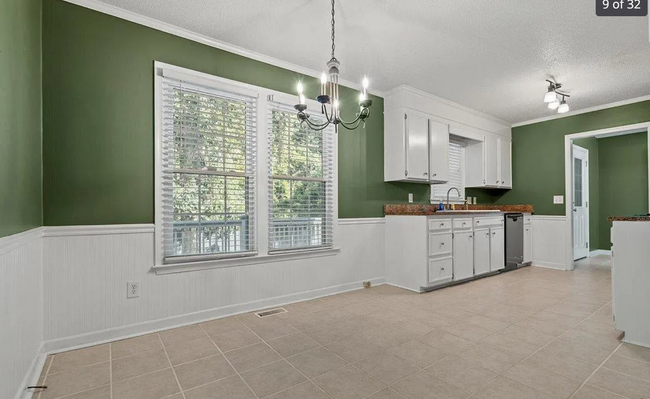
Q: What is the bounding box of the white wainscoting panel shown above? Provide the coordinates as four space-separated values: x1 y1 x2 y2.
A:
43 219 386 351
531 215 568 270
0 228 44 399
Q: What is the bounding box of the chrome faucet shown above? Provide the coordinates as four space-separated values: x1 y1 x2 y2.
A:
446 187 461 210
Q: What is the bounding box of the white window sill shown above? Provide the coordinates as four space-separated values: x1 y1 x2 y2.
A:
153 247 341 275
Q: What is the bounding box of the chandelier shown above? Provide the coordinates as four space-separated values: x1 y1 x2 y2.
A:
294 0 372 132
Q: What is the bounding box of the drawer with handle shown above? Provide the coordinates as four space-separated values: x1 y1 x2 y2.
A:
428 218 452 232
428 257 453 284
524 214 532 225
474 218 503 228
429 233 452 257
453 218 473 230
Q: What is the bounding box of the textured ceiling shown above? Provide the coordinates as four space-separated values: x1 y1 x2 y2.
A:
94 0 650 123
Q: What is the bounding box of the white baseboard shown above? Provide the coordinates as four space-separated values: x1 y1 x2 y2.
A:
15 343 46 399
531 262 567 271
43 277 386 354
589 250 612 257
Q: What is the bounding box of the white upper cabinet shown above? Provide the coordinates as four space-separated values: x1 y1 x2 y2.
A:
485 135 499 187
465 134 512 189
429 119 449 183
384 86 512 186
406 112 430 181
384 108 450 183
499 137 512 188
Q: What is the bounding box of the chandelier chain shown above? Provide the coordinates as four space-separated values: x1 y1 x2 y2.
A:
331 0 336 59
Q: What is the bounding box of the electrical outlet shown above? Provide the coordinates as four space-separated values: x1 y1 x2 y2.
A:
408 193 413 203
553 195 564 205
127 281 140 299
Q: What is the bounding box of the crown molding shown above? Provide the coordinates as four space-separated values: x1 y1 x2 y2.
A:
62 0 385 97
384 85 513 128
512 94 650 128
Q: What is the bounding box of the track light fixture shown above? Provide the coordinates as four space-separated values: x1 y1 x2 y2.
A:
543 79 570 114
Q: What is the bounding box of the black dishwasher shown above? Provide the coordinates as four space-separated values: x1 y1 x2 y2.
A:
504 213 524 270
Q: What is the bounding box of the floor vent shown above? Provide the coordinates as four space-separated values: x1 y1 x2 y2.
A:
255 308 287 318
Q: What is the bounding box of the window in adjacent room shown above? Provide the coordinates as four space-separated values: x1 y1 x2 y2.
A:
431 136 466 202
158 75 257 262
267 100 335 252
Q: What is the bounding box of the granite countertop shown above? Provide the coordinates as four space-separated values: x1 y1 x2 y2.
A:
608 216 650 222
384 204 534 216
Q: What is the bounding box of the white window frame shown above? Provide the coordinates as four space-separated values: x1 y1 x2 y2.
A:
154 62 339 274
431 138 467 203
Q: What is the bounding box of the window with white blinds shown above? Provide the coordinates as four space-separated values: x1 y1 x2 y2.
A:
267 101 335 252
160 76 257 262
431 137 466 201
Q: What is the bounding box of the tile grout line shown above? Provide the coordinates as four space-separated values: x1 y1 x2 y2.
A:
567 341 624 399
198 323 261 399
159 332 187 399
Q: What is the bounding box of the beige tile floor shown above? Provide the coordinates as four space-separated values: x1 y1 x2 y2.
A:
32 256 650 399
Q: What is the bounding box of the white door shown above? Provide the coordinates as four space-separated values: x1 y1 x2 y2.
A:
453 231 474 280
428 120 449 183
498 137 512 188
474 229 491 275
573 145 589 261
490 227 505 271
406 113 429 181
523 224 532 263
485 135 499 187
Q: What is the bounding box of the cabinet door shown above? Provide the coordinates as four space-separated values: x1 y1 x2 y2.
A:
429 233 452 257
474 229 491 275
499 137 512 188
428 257 453 285
428 120 449 183
406 113 429 181
485 135 499 187
524 225 532 263
453 231 474 280
490 227 505 271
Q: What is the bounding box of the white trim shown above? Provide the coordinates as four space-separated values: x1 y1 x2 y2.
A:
153 247 341 275
384 85 511 128
513 95 650 127
572 144 590 262
338 218 386 225
595 127 648 139
532 215 566 222
43 224 154 237
589 250 612 257
532 262 567 271
61 0 382 97
42 277 386 354
564 122 650 271
15 343 46 399
0 227 43 256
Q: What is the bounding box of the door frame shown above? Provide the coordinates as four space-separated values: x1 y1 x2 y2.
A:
572 144 589 262
563 122 650 271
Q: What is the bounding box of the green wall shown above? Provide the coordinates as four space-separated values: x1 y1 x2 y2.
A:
42 0 427 225
496 100 650 215
0 0 42 237
598 132 648 250
573 137 600 250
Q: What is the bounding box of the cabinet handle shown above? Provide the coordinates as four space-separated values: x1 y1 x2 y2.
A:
492 232 496 235
441 242 445 245
502 181 505 184
433 173 437 177
424 172 428 176
441 267 445 271
496 180 499 184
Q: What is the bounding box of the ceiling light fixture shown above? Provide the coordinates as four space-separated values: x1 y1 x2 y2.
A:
543 79 570 114
557 94 570 114
544 80 561 103
294 0 372 132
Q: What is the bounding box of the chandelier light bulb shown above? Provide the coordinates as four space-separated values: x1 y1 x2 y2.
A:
359 92 366 102
299 94 306 105
320 73 328 85
362 76 369 89
544 88 557 103
558 100 569 114
297 82 303 95
548 99 560 110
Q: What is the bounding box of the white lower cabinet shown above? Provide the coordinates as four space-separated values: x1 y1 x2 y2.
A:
523 220 533 264
453 231 474 281
474 229 491 275
429 257 453 284
385 214 506 292
490 227 505 271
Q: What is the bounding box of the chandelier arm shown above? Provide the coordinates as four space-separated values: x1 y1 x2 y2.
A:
338 119 363 131
302 118 332 132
